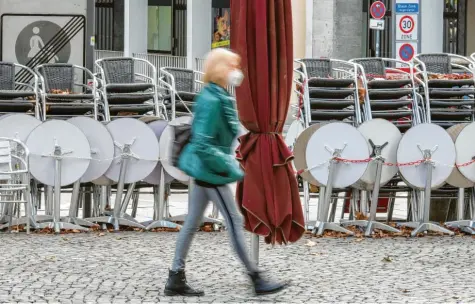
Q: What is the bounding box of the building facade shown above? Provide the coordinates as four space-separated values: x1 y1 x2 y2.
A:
94 0 475 65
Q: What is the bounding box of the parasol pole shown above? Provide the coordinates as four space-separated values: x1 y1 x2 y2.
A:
250 234 259 265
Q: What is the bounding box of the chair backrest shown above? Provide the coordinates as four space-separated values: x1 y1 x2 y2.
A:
416 54 452 74
162 68 194 92
352 58 386 78
0 62 15 90
299 59 332 78
98 58 135 84
38 64 75 92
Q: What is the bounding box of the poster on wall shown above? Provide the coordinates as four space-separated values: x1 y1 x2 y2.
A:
211 8 230 49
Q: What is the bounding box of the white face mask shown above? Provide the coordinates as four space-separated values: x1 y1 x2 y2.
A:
228 70 244 87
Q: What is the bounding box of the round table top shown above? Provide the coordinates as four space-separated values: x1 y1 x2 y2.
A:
104 118 160 184
305 122 370 188
397 123 456 189
26 120 91 186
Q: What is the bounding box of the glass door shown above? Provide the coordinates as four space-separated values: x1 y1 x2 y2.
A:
148 0 173 54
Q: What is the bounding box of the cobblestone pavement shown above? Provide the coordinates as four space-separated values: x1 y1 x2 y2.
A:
1 231 475 304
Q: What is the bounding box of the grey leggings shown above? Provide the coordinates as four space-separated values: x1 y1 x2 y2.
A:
171 184 258 273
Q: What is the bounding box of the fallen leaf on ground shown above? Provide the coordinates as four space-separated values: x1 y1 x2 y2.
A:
382 256 393 262
355 212 369 220
305 240 316 247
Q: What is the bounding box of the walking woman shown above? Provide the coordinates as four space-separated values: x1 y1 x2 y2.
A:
164 48 287 297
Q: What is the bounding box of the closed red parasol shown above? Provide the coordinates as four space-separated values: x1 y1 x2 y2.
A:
231 0 305 244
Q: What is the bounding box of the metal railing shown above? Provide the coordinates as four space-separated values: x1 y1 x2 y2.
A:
195 58 205 72
133 53 187 80
134 53 187 70
94 50 124 61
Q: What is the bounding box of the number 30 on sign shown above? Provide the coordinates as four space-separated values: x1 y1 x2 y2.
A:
396 14 418 40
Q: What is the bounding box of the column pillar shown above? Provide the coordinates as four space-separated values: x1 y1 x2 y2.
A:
187 0 212 69
305 0 314 58
312 0 364 60
420 0 444 53
124 0 148 56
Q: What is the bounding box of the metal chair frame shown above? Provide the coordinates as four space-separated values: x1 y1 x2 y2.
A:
350 57 425 126
294 58 364 128
0 62 41 119
0 137 34 234
35 63 99 121
159 67 203 120
95 57 162 121
414 53 475 125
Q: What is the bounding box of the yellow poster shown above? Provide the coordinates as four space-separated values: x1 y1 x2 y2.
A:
212 8 230 49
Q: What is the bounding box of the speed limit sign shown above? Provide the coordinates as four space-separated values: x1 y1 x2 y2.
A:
400 16 414 33
396 14 418 40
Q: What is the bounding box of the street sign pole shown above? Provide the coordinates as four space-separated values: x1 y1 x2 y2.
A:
370 0 386 58
376 30 380 57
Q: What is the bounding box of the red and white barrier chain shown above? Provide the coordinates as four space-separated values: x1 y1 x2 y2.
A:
296 157 475 176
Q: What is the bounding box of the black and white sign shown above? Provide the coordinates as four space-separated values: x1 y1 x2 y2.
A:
1 14 85 85
15 20 71 65
396 14 418 40
370 19 385 31
2 15 84 66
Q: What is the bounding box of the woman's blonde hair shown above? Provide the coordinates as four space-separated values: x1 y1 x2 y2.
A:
203 48 240 84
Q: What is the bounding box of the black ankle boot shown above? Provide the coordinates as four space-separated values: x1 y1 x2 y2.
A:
249 272 288 296
164 270 205 297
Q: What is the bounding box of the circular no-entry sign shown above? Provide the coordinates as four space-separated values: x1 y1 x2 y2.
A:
15 20 71 66
399 43 415 62
399 15 415 34
370 1 386 20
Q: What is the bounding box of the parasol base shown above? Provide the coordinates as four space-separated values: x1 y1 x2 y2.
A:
87 215 146 231
98 210 141 224
61 216 99 228
341 220 400 237
167 213 223 225
407 222 454 237
401 222 455 237
144 220 182 231
445 220 475 235
0 216 38 230
313 221 354 236
37 221 89 233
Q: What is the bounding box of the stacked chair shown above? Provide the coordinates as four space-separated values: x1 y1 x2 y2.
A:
414 53 475 128
293 58 365 228
350 58 424 131
95 57 163 120
0 62 40 118
295 58 365 128
159 67 201 119
35 63 98 120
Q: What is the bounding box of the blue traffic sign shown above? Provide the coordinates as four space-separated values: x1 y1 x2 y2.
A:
395 3 420 13
399 43 415 61
370 1 386 19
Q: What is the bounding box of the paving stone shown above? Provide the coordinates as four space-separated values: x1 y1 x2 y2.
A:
0 233 474 303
